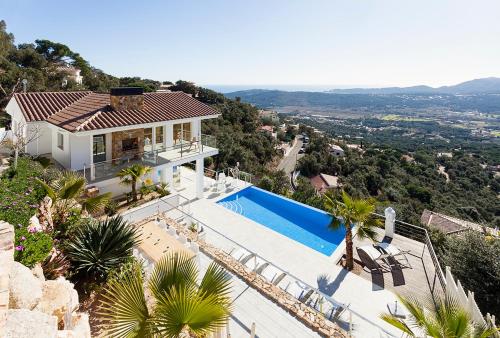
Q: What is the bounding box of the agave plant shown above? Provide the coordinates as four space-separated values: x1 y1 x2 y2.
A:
65 215 141 282
324 191 381 270
99 252 232 338
117 164 152 201
381 294 499 337
36 170 111 225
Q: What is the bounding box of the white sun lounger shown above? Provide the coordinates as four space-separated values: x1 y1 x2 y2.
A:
228 248 253 263
283 281 312 302
357 245 391 273
244 256 268 272
377 242 412 268
261 265 286 284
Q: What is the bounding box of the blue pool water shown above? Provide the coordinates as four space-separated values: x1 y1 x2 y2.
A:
217 186 345 256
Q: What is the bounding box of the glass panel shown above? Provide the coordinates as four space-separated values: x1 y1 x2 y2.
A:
155 126 164 144
173 124 182 145
143 128 152 151
182 122 191 141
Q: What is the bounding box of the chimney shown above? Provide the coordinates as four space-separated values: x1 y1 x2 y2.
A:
110 87 144 110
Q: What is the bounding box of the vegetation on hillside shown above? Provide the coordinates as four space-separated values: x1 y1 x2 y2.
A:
0 20 160 115
296 128 499 227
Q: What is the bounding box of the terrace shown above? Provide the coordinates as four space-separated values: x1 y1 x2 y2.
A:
118 167 450 337
83 134 217 183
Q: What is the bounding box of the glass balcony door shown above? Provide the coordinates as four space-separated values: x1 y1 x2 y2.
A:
173 122 191 146
92 134 106 163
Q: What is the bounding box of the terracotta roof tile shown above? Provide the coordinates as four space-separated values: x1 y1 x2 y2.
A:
14 91 90 122
15 91 219 132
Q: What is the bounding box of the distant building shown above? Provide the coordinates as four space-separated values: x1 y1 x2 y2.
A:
259 110 279 124
259 125 277 139
57 65 83 86
310 173 341 194
421 209 498 237
328 144 344 157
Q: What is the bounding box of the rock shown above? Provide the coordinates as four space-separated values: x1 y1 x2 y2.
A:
36 277 79 324
31 263 45 281
5 309 58 338
28 215 44 233
38 196 54 231
9 261 43 310
70 312 91 338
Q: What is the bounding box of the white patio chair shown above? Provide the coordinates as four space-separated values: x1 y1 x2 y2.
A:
178 233 188 245
167 227 177 238
228 247 253 263
244 256 268 272
283 281 312 302
260 264 286 285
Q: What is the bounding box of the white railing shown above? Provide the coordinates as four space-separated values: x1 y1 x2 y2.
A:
129 195 397 337
445 267 498 334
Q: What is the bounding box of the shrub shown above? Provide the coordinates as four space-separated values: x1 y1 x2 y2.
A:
14 227 52 268
65 216 140 282
439 232 500 318
0 157 51 267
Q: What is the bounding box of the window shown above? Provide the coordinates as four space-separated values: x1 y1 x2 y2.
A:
57 133 64 150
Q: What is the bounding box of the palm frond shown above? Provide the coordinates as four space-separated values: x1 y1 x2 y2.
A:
148 252 198 302
98 261 152 338
154 286 231 338
81 192 111 214
198 262 232 302
380 313 415 336
356 222 379 242
59 175 85 200
35 178 57 201
328 217 343 231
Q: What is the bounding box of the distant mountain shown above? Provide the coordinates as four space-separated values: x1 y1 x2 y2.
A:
325 78 500 95
225 80 500 113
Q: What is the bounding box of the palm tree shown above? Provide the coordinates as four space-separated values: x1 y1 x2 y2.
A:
99 251 232 338
324 191 381 270
381 294 499 337
117 164 152 201
65 215 141 282
37 170 111 225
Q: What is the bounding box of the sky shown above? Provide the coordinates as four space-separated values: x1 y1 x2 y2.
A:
1 0 500 89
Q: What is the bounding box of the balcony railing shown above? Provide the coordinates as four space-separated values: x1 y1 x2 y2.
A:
83 134 217 182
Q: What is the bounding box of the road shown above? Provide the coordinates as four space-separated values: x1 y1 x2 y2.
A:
277 137 303 175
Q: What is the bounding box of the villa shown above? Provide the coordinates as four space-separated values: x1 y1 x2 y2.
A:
5 87 219 197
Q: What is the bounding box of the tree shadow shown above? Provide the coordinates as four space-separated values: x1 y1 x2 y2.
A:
316 269 348 296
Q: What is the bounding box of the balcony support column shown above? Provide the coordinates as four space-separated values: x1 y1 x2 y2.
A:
161 166 174 188
196 158 204 199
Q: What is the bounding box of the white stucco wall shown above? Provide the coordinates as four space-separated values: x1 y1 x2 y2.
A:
70 134 91 170
26 122 52 156
51 129 71 168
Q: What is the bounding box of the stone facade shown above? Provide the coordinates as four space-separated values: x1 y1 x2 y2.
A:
110 94 144 111
111 128 145 160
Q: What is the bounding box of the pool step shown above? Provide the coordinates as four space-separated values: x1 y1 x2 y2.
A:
219 200 243 215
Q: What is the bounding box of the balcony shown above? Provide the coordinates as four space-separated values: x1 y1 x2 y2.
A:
84 134 217 182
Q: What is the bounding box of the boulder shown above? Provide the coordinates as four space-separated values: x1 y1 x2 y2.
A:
70 312 91 338
9 261 43 310
28 215 44 233
36 277 79 324
5 309 58 338
31 263 45 281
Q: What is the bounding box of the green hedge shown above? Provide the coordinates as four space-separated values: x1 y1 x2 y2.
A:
0 157 53 267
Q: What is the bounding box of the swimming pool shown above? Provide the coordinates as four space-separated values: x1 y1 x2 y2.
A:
217 186 345 256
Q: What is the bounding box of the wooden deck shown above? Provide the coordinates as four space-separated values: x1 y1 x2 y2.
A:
135 220 194 262
352 227 444 301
